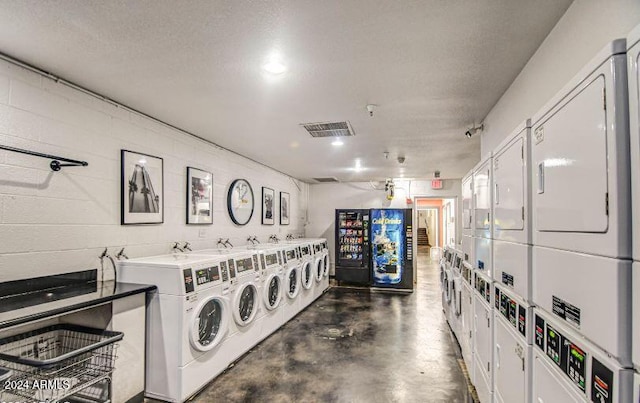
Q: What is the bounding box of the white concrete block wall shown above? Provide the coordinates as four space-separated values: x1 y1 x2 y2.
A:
0 58 308 282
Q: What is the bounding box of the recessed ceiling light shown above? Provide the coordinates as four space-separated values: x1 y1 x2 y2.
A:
332 139 344 146
263 59 287 75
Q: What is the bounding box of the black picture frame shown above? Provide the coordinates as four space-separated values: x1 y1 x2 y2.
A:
262 187 275 225
186 167 213 225
227 179 254 226
121 149 164 225
280 191 290 225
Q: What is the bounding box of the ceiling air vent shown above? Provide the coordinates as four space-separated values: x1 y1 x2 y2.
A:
312 177 340 183
301 121 355 138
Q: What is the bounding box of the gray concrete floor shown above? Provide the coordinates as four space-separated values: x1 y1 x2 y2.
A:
178 251 473 402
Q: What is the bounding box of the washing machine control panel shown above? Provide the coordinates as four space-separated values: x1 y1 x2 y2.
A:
474 273 491 303
227 259 236 278
301 245 311 257
262 253 279 270
494 287 526 337
235 257 255 274
314 244 322 254
535 314 591 394
285 249 297 263
194 265 220 286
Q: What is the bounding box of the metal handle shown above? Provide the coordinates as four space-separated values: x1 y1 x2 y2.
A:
496 343 501 369
495 183 499 205
537 162 545 194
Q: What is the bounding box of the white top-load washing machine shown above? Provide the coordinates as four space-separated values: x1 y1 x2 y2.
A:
531 40 632 366
626 23 640 377
492 121 533 304
532 308 634 403
473 157 494 282
281 244 303 324
117 254 232 402
473 269 494 403
493 284 533 403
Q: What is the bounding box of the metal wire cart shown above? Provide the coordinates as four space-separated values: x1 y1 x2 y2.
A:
0 324 123 403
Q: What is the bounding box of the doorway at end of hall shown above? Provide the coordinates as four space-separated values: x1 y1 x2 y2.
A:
415 198 456 257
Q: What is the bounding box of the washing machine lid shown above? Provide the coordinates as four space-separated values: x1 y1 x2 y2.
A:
120 253 220 268
190 297 228 352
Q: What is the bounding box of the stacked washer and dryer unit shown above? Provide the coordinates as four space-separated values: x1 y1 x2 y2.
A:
459 38 640 403
492 120 533 403
627 25 640 403
460 172 476 384
471 155 495 403
530 39 634 403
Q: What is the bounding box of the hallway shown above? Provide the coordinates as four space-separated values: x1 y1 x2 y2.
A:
182 252 472 402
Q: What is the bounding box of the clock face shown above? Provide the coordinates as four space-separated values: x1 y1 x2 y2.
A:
227 179 254 225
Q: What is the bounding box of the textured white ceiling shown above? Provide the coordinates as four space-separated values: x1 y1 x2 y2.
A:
0 0 572 182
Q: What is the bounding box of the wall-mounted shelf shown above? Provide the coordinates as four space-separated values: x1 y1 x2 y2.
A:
0 144 88 171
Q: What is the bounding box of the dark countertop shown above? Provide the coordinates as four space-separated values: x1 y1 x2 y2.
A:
0 281 156 330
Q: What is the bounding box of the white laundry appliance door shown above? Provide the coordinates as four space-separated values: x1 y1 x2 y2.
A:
494 315 530 403
233 282 259 326
493 133 526 242
629 27 640 262
263 273 282 311
462 175 474 235
474 293 493 389
315 257 324 282
190 297 229 351
533 76 607 234
532 348 587 403
301 261 314 290
473 159 492 238
531 46 630 259
460 283 474 367
634 262 640 370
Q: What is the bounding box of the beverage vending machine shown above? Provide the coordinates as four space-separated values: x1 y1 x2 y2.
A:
369 208 414 291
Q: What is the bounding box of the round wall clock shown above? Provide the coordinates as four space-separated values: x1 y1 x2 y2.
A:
227 179 254 225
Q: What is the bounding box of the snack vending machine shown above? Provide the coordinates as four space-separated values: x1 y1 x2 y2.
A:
370 208 414 291
335 209 371 285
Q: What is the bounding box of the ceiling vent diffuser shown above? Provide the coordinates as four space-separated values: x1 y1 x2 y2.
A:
301 121 355 138
312 177 340 183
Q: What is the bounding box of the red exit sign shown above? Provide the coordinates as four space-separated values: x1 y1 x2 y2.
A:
431 179 443 189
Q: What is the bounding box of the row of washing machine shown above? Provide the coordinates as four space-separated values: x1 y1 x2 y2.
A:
117 238 330 402
446 25 640 403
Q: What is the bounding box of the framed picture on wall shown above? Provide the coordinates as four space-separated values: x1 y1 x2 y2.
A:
280 191 290 225
186 167 213 225
262 187 275 225
121 149 164 225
